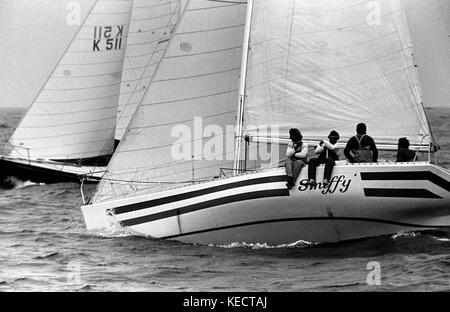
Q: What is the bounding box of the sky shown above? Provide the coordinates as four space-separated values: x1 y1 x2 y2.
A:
0 0 449 109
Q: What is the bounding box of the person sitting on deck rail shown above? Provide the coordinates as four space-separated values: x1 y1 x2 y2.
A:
285 128 308 189
307 130 340 187
344 123 378 163
396 137 416 162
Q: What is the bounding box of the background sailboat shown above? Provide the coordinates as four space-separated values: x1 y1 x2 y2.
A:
81 0 450 245
0 0 133 187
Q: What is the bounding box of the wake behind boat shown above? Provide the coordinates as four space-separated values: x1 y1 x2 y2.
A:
81 0 450 245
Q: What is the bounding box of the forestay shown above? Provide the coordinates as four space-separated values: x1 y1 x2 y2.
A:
115 0 185 141
8 0 133 160
93 0 247 203
242 0 431 146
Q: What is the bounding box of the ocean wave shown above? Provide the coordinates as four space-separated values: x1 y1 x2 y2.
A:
319 282 362 289
33 252 59 260
76 284 93 291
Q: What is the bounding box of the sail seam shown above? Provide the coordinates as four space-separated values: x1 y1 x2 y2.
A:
45 82 121 92
53 72 123 78
12 127 116 140
18 116 117 128
141 88 238 106
18 138 115 149
35 93 120 104
164 46 243 59
134 1 179 10
152 67 240 83
177 23 245 36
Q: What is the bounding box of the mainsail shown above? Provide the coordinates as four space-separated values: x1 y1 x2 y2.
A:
115 0 185 141
242 0 432 146
8 0 133 161
93 0 247 203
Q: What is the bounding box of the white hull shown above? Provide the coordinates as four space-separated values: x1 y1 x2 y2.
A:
81 162 450 245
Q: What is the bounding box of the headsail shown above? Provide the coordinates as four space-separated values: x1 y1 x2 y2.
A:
115 0 185 141
242 0 431 146
8 0 133 161
92 0 246 203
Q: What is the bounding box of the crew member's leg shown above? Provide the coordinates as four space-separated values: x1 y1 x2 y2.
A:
307 158 319 185
285 160 295 188
293 160 306 185
323 157 336 186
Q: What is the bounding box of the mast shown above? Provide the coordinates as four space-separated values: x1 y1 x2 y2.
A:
232 0 254 174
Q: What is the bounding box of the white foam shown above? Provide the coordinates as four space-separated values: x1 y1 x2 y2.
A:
211 239 316 249
433 237 450 242
391 231 420 240
7 176 45 189
87 220 134 238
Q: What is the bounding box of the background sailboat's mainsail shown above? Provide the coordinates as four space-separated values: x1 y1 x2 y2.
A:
93 0 247 203
242 0 431 147
115 0 186 141
7 0 133 161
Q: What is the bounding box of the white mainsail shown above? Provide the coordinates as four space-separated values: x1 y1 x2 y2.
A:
8 0 133 161
115 0 185 141
242 0 432 146
93 0 247 203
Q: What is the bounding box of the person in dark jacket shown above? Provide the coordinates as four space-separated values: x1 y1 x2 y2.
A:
285 128 308 189
344 123 378 163
396 137 415 162
307 130 340 187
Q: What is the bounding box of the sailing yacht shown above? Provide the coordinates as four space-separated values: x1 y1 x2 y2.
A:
0 0 133 187
81 0 450 245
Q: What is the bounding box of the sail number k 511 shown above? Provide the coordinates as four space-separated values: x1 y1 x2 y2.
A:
92 25 124 51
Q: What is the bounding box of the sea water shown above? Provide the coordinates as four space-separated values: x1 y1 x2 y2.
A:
0 107 449 292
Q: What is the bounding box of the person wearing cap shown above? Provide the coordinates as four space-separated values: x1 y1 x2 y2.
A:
396 137 415 162
285 128 308 189
344 123 378 163
307 130 340 187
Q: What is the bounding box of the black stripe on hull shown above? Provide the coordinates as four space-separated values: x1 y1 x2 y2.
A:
361 171 450 192
0 159 100 188
364 188 442 199
113 175 288 215
119 188 290 227
161 217 450 240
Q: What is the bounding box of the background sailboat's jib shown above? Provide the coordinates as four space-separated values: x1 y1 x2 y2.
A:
243 0 431 146
92 0 247 203
115 0 186 141
8 0 133 161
